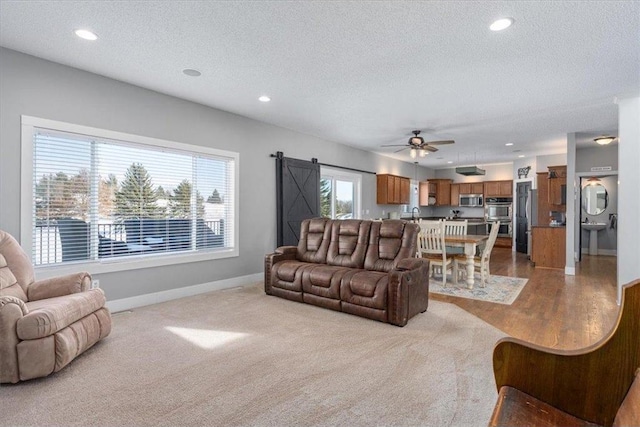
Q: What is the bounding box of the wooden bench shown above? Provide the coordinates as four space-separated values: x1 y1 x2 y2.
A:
489 279 640 427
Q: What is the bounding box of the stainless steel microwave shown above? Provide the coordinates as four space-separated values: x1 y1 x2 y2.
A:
459 194 483 207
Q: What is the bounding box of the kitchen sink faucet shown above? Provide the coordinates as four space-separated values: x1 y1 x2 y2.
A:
411 206 421 221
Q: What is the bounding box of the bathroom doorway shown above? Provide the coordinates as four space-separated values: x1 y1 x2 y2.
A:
578 174 618 261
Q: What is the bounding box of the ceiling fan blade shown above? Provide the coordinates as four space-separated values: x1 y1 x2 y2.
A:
426 140 455 145
422 145 439 152
394 147 409 153
380 144 409 147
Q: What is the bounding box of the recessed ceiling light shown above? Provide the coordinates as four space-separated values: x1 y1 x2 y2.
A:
447 161 453 164
518 154 525 158
74 29 98 41
183 69 201 77
258 95 271 103
490 18 514 31
505 143 514 146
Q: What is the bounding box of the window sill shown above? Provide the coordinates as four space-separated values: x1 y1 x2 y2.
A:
33 247 239 279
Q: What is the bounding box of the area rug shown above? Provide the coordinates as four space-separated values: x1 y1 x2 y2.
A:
430 274 529 305
1 283 506 427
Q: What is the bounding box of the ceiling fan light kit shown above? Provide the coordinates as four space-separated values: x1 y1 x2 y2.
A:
381 130 454 158
455 166 486 176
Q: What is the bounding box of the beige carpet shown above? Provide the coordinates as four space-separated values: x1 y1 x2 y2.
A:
1 283 506 427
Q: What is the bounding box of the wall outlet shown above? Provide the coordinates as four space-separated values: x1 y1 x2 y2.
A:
91 280 100 289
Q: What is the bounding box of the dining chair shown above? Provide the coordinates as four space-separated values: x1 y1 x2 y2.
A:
454 220 500 287
415 219 442 257
444 220 468 255
417 221 455 287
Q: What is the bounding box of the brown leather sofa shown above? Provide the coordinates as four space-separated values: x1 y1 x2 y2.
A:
265 218 429 327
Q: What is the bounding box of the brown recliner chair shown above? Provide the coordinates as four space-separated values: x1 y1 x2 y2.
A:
0 230 111 383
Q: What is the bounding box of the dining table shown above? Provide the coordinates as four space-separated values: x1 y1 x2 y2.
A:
444 234 489 289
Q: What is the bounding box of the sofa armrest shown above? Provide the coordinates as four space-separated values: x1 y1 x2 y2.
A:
27 272 92 301
0 296 28 384
387 258 430 327
264 246 298 294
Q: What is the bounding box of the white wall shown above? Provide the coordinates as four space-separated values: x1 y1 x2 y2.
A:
617 96 640 302
565 133 576 274
0 48 433 301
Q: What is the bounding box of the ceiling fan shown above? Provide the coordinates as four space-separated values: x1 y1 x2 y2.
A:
381 130 455 158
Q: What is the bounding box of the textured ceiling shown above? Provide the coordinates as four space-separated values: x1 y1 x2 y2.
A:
1 1 638 168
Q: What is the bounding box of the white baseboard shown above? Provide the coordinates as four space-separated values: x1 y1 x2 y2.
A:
565 266 576 275
581 248 618 256
106 272 263 313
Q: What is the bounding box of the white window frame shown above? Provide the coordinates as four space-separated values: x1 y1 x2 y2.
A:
21 115 239 278
320 167 362 220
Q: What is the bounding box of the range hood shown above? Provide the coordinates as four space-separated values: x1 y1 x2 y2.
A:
455 166 486 176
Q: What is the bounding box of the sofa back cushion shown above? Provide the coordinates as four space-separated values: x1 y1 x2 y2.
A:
364 220 419 272
326 220 371 268
0 254 28 302
296 218 332 263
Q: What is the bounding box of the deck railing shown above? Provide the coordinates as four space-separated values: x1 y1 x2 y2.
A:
33 220 223 265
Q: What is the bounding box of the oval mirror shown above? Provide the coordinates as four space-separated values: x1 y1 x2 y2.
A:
582 183 608 216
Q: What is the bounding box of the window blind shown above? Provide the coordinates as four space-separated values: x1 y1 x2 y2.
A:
32 128 235 265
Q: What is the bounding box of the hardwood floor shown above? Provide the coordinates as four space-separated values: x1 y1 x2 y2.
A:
430 249 619 350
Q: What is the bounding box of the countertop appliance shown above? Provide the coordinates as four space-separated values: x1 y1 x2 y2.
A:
459 194 483 207
526 189 538 257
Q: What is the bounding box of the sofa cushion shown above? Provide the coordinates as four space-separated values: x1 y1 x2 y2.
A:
326 220 371 268
301 265 353 300
365 221 418 273
0 254 28 302
0 232 34 298
270 260 316 293
297 218 332 263
340 270 388 310
18 289 106 340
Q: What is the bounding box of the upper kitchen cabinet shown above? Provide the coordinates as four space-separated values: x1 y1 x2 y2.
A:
377 174 410 205
458 182 484 195
419 179 452 206
450 184 460 207
548 165 567 206
484 180 513 198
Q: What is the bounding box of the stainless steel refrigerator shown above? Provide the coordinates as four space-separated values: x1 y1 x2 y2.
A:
526 189 538 257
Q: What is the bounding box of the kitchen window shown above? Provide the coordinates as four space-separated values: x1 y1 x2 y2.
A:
21 116 239 275
320 167 361 220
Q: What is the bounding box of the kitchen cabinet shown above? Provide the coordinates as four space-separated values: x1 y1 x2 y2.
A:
419 179 452 206
484 180 513 198
376 174 410 205
450 184 460 207
548 165 567 206
531 226 566 269
458 182 484 195
537 172 550 226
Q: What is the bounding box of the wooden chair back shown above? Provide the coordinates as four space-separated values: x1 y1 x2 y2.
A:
444 220 467 235
492 279 640 426
417 221 446 257
481 221 501 262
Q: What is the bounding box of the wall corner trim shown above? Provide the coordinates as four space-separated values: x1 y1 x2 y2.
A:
106 273 263 312
565 266 576 276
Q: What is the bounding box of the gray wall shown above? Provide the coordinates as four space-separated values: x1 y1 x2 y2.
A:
576 145 618 172
0 48 432 300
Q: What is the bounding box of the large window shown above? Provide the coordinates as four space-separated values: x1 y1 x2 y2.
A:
21 116 238 273
320 168 361 219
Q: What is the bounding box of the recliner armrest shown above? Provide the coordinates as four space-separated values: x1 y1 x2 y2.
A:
27 272 92 301
264 246 298 294
0 296 28 384
387 258 430 327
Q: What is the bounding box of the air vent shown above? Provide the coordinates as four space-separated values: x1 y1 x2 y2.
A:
455 166 486 176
